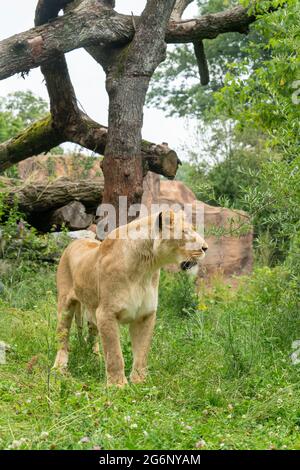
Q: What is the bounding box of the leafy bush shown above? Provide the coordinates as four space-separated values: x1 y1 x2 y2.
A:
158 257 299 380
0 194 69 264
198 266 299 378
158 270 199 316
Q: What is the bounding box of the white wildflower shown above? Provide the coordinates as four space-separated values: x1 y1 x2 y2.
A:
195 439 206 449
130 423 138 429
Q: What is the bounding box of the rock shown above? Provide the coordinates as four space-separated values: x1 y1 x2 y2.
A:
87 224 97 234
159 180 253 278
67 230 96 240
48 201 94 231
51 230 96 240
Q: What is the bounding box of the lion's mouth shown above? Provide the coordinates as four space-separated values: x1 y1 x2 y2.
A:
180 249 207 271
180 259 198 271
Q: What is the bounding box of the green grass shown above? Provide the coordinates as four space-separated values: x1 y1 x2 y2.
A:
0 263 300 450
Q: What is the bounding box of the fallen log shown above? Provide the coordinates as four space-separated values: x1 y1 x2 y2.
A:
0 172 161 232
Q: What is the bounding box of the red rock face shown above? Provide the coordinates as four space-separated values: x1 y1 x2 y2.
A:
18 154 103 181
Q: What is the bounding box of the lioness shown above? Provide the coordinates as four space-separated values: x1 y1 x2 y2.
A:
54 210 208 386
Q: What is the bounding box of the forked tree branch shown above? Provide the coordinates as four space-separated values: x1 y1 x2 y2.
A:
0 0 180 178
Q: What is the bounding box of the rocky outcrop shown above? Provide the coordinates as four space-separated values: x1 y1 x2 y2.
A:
159 180 253 277
18 153 103 181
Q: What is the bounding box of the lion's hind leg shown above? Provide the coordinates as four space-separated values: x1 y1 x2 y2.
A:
53 294 80 371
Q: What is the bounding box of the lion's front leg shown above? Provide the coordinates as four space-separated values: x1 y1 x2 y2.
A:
96 307 127 387
129 312 156 384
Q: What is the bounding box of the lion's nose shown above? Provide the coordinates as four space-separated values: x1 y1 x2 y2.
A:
202 244 208 252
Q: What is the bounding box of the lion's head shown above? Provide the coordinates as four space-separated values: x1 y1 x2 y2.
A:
154 209 208 270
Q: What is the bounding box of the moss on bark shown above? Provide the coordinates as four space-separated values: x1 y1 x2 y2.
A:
0 115 63 172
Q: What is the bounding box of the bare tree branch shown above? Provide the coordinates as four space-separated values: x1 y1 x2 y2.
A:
35 0 81 126
35 0 73 25
0 4 272 81
0 0 180 178
99 0 115 7
193 40 209 86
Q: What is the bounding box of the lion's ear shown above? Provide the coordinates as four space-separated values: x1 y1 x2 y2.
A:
158 211 163 232
156 210 175 233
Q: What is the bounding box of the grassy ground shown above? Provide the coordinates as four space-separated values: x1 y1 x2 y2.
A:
0 261 300 450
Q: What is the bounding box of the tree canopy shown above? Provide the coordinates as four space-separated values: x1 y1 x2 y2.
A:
0 91 48 143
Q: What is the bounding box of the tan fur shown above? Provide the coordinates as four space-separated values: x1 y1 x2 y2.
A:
53 210 208 386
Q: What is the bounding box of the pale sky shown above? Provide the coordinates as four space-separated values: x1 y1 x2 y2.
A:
0 1 198 154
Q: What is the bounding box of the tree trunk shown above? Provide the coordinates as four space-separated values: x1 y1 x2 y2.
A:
100 0 176 227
